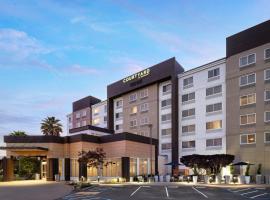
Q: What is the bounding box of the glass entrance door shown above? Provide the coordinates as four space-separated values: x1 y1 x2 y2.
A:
41 161 47 180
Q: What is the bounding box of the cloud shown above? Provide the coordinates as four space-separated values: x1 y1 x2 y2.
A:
70 16 86 24
63 64 100 75
0 110 37 125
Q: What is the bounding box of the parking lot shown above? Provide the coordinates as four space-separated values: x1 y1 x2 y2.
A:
62 184 270 200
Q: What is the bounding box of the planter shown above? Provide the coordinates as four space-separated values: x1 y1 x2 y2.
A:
178 175 184 182
154 175 159 182
215 175 222 184
35 173 40 180
165 175 171 182
224 175 231 184
159 175 164 182
130 177 134 182
193 176 198 184
256 175 262 184
204 175 209 184
245 176 250 184
239 175 245 184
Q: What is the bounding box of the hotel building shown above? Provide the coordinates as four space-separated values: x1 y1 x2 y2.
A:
1 20 270 182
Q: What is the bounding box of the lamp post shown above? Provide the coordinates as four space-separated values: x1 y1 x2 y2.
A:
148 124 153 180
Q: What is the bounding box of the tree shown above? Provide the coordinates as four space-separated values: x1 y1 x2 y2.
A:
41 117 62 136
9 131 27 136
78 148 106 178
18 157 40 179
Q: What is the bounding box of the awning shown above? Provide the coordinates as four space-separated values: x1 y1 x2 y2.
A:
0 146 48 151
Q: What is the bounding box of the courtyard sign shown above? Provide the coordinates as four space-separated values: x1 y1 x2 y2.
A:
122 68 150 83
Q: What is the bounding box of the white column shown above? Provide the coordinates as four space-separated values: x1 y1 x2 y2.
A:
136 158 140 175
147 158 151 175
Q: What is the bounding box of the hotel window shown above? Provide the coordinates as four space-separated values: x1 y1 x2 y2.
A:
82 110 87 117
75 112 80 119
240 133 256 144
115 124 122 131
116 100 123 109
265 111 270 122
182 92 195 103
76 122 80 128
240 113 256 125
104 105 107 112
206 138 222 147
265 132 270 143
206 85 222 96
130 106 138 114
182 108 195 118
240 93 256 106
182 124 195 134
162 84 172 94
140 103 149 112
265 91 270 101
129 93 137 102
265 69 270 80
140 89 148 99
206 120 222 130
140 117 149 125
161 143 171 150
82 120 86 126
239 73 256 87
140 130 149 137
161 99 171 108
208 68 220 79
161 128 171 136
104 116 107 122
265 48 270 60
130 119 137 127
161 113 171 122
93 118 100 125
239 53 256 67
206 102 222 113
115 112 123 120
93 108 99 115
183 77 193 88
182 140 195 149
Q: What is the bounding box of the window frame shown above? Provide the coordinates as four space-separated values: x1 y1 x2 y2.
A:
162 83 172 94
129 93 137 103
130 119 137 128
240 133 256 145
140 89 148 99
206 138 222 148
265 90 270 102
240 113 256 125
239 73 256 87
182 92 195 103
264 111 270 122
239 53 256 68
182 108 195 118
264 48 270 60
183 76 193 89
265 69 270 81
206 85 222 97
208 68 220 79
206 102 222 113
264 132 270 143
240 93 256 106
206 120 222 131
182 140 196 149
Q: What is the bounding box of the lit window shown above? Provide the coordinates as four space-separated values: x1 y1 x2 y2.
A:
265 132 270 143
240 134 256 144
265 69 270 80
206 120 222 130
206 103 222 113
206 85 222 96
129 93 137 102
182 92 195 103
265 48 270 60
93 108 99 115
265 91 270 101
208 68 220 79
265 111 270 122
206 138 222 147
240 113 256 125
182 141 195 149
182 124 195 134
240 94 256 106
239 53 256 67
182 108 195 118
130 106 138 114
93 118 100 125
239 73 256 87
183 77 193 88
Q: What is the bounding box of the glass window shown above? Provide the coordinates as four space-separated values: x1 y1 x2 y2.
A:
265 49 270 59
206 85 222 96
182 124 195 134
162 84 172 94
161 114 171 122
206 138 222 147
130 119 137 127
240 113 256 125
240 94 256 106
183 77 193 88
129 158 137 177
130 106 138 114
182 108 195 118
182 141 195 149
265 91 270 101
161 128 171 136
208 68 220 79
239 73 256 86
115 124 122 130
129 93 137 102
104 105 107 112
265 132 270 143
104 116 107 122
140 103 149 112
182 92 195 102
140 89 148 99
115 112 123 120
240 134 256 144
265 69 270 80
239 53 256 67
161 99 171 107
161 143 172 150
265 111 270 122
140 117 149 125
206 120 222 130
206 103 222 113
116 100 123 108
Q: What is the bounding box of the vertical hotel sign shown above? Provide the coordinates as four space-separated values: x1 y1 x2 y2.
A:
122 68 150 83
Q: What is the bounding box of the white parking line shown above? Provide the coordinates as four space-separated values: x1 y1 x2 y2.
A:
130 186 142 197
240 190 258 196
233 188 251 193
192 187 208 198
250 193 268 199
165 186 169 198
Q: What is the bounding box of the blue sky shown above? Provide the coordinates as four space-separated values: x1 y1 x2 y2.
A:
0 0 270 149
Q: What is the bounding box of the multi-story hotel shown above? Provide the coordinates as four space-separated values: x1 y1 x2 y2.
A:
1 20 270 182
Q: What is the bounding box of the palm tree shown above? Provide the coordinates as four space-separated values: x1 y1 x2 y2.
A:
9 131 27 136
41 117 62 136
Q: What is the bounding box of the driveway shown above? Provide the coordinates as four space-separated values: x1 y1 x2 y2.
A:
0 180 73 200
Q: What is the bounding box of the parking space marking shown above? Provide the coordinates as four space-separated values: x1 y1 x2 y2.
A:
130 186 142 197
233 188 251 193
192 186 208 198
165 186 169 198
240 190 258 196
250 193 268 199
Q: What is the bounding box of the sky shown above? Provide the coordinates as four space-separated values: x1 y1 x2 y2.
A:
0 0 270 153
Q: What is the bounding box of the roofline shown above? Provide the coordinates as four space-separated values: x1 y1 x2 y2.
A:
178 57 226 78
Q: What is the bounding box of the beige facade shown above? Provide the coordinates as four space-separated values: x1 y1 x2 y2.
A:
121 84 159 139
226 42 270 174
